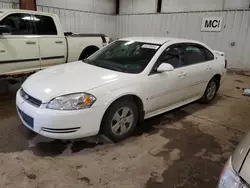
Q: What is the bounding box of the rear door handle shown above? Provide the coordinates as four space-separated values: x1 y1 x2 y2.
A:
26 41 36 45
55 41 63 44
0 50 5 53
206 65 212 70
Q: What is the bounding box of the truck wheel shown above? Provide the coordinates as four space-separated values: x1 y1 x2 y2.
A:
79 46 99 60
102 99 138 142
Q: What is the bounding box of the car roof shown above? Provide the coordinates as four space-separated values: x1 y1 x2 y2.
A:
119 37 200 45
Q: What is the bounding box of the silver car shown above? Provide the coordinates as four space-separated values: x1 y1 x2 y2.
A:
218 133 250 188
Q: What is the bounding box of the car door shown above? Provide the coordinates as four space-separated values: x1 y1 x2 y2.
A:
0 13 40 75
32 14 66 69
182 44 215 100
145 44 189 115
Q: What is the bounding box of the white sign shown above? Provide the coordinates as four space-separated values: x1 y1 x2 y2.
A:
142 44 159 50
201 17 223 32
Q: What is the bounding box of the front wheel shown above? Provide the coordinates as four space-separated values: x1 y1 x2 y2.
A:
200 78 219 103
102 99 138 142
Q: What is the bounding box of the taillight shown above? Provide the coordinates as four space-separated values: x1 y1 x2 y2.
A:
225 59 227 68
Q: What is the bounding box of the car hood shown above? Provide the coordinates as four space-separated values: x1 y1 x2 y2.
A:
232 133 250 185
22 61 129 102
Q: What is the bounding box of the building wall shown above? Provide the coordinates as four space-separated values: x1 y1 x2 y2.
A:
37 0 115 14
0 0 116 13
119 0 250 14
120 0 157 14
224 0 249 9
162 0 223 12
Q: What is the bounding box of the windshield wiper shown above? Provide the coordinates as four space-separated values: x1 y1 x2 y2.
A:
94 62 126 72
82 59 91 64
99 64 124 72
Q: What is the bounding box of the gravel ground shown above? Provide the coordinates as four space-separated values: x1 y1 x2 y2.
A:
0 73 249 188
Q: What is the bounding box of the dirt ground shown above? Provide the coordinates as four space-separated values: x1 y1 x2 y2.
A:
0 73 249 188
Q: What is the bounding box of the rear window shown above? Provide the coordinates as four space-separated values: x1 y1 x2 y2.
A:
33 15 57 35
204 48 214 61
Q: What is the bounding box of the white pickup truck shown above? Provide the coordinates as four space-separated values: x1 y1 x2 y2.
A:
0 9 109 77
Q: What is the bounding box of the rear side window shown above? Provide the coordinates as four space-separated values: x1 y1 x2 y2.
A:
204 48 214 61
33 15 57 35
184 45 206 66
0 13 33 35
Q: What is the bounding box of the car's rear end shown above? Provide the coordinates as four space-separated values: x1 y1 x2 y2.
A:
213 50 227 85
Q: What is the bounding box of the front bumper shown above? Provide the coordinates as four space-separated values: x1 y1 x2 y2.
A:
16 89 106 139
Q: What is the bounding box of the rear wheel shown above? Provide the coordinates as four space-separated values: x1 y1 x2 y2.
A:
200 78 219 103
102 99 138 142
79 46 99 60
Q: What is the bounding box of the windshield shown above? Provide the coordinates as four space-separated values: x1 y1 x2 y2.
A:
86 40 160 74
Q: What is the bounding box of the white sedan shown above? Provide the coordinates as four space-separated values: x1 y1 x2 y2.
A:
16 37 227 142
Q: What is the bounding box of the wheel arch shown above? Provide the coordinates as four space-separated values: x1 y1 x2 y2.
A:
78 45 99 60
212 74 221 90
99 94 145 133
213 74 221 83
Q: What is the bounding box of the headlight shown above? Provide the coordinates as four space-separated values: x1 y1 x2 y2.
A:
47 93 96 110
218 157 247 188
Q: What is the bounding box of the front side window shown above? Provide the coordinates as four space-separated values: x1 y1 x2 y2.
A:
156 45 185 69
86 40 160 74
33 15 57 35
0 13 33 35
184 45 206 66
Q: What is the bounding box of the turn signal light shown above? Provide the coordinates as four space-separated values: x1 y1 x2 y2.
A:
83 95 93 106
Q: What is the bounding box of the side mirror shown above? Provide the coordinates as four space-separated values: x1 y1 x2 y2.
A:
157 63 174 73
0 25 11 35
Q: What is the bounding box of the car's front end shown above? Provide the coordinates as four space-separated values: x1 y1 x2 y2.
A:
15 60 130 140
16 88 106 139
218 133 250 188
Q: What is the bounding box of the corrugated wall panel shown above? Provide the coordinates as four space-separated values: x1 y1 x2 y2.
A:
0 0 18 9
115 10 250 70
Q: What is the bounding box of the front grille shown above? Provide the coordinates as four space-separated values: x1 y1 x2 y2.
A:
42 127 80 134
18 108 34 129
20 88 42 107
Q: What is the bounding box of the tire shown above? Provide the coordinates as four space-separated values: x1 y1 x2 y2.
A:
79 46 99 60
200 78 219 104
102 99 138 142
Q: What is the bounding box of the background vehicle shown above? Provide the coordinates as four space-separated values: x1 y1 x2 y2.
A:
218 133 250 188
0 9 109 77
16 37 227 142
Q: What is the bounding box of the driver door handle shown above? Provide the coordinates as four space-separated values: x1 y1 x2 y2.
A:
178 72 187 78
26 41 36 45
55 41 63 44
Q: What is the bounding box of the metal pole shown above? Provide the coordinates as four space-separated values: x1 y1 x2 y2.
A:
19 0 37 10
116 0 120 14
